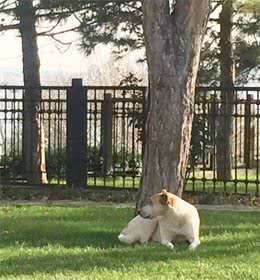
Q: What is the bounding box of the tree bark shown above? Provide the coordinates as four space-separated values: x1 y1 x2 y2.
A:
216 0 234 181
136 0 210 210
18 0 47 184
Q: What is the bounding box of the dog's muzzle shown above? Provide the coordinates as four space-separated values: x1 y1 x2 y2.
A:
138 209 151 219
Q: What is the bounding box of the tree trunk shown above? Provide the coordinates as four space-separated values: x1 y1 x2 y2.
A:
136 0 210 210
18 0 47 184
216 0 234 181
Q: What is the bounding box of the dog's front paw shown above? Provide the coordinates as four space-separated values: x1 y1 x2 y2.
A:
188 240 200 250
162 240 174 250
118 234 135 244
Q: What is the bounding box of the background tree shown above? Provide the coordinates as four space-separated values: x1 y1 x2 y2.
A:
0 0 47 183
235 0 260 82
0 0 83 183
216 0 234 181
198 0 260 86
39 0 143 57
194 0 260 182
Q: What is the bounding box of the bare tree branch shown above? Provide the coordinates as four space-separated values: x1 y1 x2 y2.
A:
0 23 19 32
36 16 64 35
0 0 17 11
36 10 73 18
37 26 79 36
48 34 73 47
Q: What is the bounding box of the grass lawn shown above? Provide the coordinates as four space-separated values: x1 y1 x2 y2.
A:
1 205 260 280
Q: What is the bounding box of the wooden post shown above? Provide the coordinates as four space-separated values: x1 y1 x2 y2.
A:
66 79 87 187
101 94 113 176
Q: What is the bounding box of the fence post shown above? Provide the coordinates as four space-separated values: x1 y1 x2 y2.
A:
209 99 217 170
66 79 87 187
101 94 113 176
244 94 255 168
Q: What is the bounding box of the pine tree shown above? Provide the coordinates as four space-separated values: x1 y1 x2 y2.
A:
0 0 84 184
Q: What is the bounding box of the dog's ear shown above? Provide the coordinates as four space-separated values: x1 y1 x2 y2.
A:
160 190 176 206
160 193 168 205
161 189 168 194
168 196 176 207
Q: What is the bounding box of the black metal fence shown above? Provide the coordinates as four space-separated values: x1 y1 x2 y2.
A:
1 81 260 195
0 80 146 190
187 86 260 195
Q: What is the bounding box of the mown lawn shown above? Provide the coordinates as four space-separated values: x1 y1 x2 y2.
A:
0 205 260 280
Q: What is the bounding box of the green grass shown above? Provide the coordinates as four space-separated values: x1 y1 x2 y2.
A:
87 176 140 189
1 205 260 279
186 168 260 194
185 180 259 194
49 176 141 189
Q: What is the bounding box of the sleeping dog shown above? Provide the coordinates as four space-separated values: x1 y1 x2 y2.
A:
118 189 200 250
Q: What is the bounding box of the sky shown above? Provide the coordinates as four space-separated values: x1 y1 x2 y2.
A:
0 27 147 86
0 29 87 70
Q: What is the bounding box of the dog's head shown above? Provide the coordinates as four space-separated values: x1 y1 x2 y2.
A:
139 189 176 219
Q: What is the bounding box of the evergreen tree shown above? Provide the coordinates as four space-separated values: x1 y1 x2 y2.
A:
198 0 260 85
0 0 82 184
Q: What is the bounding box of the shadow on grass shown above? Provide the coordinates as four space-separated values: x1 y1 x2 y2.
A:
0 206 130 249
0 218 120 249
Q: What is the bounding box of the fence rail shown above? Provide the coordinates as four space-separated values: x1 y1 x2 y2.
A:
1 80 260 195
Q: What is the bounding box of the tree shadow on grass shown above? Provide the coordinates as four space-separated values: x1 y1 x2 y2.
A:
0 224 120 249
0 209 128 249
